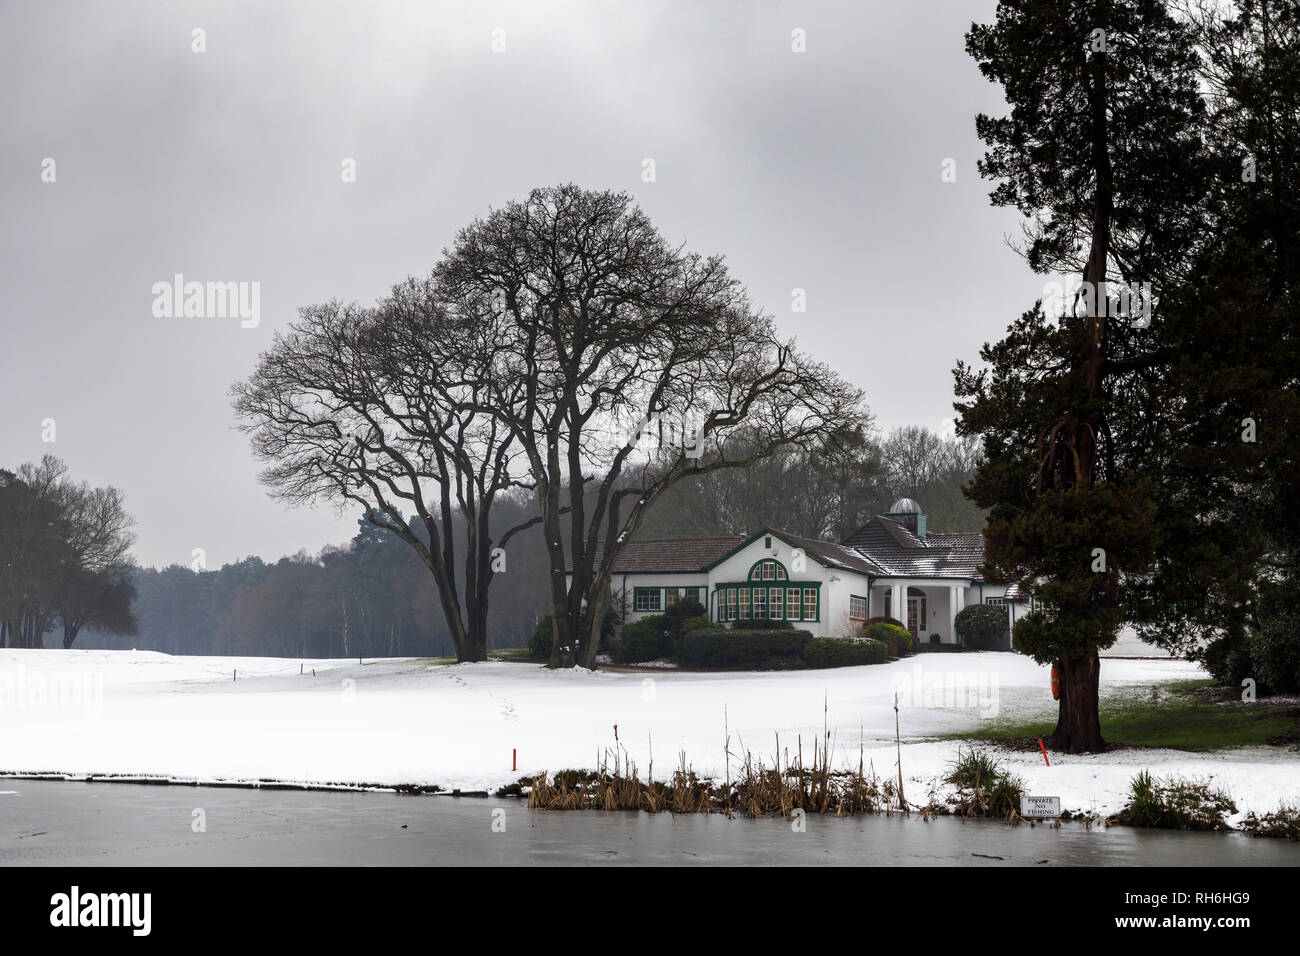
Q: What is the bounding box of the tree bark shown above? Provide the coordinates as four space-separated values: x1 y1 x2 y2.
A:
1047 654 1104 753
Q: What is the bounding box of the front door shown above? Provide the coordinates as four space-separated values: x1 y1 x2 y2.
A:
906 595 925 637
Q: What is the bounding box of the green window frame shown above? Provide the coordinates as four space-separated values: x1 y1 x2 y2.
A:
634 588 661 612
786 587 801 621
748 558 788 582
803 588 817 620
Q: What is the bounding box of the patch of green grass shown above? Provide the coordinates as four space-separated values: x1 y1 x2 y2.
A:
948 680 1298 751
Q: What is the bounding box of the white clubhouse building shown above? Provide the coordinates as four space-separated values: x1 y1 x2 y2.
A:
596 500 1029 645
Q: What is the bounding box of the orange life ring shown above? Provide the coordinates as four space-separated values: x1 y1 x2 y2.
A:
1050 664 1061 700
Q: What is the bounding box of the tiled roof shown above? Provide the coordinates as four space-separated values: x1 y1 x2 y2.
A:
840 517 987 580
563 536 744 573
775 530 887 576
563 518 992 582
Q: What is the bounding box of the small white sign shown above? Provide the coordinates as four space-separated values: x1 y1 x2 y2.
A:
1021 795 1061 818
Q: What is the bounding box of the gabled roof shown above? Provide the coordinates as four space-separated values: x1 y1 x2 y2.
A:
562 518 990 582
563 536 743 574
775 530 887 576
699 527 881 577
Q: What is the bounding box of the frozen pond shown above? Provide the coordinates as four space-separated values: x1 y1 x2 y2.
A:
2 780 1298 866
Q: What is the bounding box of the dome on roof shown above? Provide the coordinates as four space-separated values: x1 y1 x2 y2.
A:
888 498 922 514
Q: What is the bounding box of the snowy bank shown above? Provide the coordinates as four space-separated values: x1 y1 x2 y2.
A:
1 649 1296 822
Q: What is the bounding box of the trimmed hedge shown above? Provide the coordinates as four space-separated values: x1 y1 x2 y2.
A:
729 617 796 630
803 637 888 668
678 628 812 669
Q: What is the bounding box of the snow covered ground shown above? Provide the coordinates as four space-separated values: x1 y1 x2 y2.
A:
1 648 1296 822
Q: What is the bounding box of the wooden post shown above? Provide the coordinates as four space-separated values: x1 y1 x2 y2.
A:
894 692 906 810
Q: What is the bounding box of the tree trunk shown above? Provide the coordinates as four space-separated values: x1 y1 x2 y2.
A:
1047 654 1104 753
576 575 613 670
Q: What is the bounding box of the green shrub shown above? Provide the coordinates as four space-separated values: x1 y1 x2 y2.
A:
1201 602 1300 694
867 615 905 628
681 615 711 634
1249 612 1300 694
528 615 554 660
678 628 812 669
864 622 912 657
802 637 888 668
528 607 617 661
731 617 795 630
1199 631 1253 687
665 597 706 622
955 603 1009 650
1110 770 1237 831
617 615 670 663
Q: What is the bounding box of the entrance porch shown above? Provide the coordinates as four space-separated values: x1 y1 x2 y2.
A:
871 580 969 645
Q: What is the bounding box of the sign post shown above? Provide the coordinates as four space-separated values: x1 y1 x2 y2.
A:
1020 795 1061 819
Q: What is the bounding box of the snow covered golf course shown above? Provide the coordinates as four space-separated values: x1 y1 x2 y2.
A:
1 649 1297 824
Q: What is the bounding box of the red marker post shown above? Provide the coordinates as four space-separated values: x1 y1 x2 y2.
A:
1037 737 1050 766
512 748 517 772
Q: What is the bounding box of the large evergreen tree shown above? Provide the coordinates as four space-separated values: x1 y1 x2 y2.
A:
956 0 1213 751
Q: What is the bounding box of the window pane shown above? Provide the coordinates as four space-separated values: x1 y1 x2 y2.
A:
727 589 738 621
786 587 801 620
754 589 767 618
739 589 751 619
769 587 783 620
804 588 817 620
665 589 680 607
763 562 774 580
777 565 786 580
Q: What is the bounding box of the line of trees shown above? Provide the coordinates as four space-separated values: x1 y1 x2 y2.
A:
58 423 978 658
0 456 138 649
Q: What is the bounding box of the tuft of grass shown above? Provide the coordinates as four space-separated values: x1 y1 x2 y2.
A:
945 746 1005 789
1110 770 1237 831
944 747 1025 819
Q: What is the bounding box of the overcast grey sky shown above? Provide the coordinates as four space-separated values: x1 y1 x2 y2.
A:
0 0 1043 570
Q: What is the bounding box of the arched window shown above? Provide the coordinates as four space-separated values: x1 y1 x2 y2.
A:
748 558 788 581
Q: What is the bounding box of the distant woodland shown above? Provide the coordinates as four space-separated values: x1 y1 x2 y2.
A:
6 426 982 657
